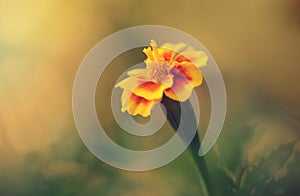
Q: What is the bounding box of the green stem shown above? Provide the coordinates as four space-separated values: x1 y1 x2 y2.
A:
161 96 214 196
189 132 214 196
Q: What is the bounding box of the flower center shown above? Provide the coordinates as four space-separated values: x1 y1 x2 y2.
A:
147 61 170 83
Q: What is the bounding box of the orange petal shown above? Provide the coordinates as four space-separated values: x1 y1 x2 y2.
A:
143 41 188 64
164 68 193 102
157 48 173 63
133 81 167 100
159 42 187 63
121 90 159 117
115 71 172 100
174 47 208 68
173 53 191 63
171 62 203 87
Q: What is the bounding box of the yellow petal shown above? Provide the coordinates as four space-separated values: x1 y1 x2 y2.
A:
150 39 162 61
143 46 155 63
174 47 208 68
160 42 187 54
127 68 147 76
120 89 131 113
143 40 164 63
115 76 144 91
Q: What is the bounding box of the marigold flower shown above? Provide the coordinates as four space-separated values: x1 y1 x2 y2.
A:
115 40 208 117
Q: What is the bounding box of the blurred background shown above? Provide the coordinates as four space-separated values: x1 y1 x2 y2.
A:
1 0 300 195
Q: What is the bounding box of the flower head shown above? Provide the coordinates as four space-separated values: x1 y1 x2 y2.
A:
115 40 208 117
